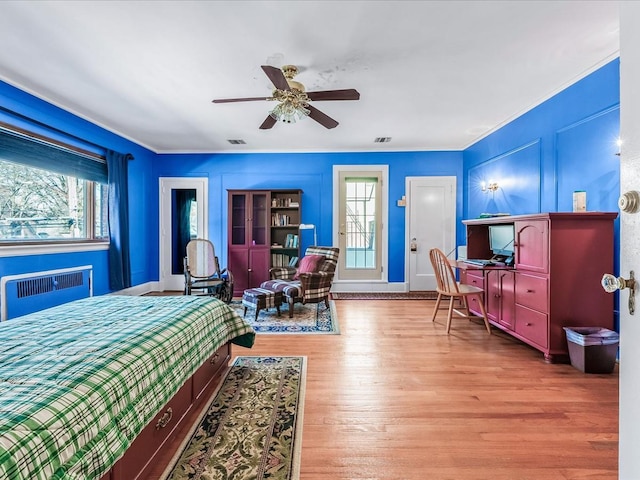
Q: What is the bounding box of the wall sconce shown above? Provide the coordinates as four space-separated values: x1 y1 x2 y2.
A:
616 137 622 156
481 181 499 193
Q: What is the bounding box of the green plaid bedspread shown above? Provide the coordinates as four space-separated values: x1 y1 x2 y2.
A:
0 295 255 480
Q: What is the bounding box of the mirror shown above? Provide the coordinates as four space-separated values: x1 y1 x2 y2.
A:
171 189 197 275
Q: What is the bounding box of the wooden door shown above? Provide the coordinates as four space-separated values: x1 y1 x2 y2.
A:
228 191 270 295
515 220 549 274
497 270 516 329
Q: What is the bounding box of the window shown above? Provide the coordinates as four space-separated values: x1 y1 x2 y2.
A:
0 125 108 243
344 176 378 269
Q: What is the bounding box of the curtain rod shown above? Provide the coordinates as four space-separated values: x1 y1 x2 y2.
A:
0 106 105 161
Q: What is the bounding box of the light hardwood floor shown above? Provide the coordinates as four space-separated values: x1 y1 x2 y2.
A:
233 299 618 480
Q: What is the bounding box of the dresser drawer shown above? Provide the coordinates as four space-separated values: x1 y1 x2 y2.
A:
462 270 484 290
193 344 230 400
515 305 548 349
515 273 548 312
118 377 193 477
467 294 485 316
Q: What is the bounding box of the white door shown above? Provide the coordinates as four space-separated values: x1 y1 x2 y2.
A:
159 177 208 291
619 4 640 476
406 176 456 291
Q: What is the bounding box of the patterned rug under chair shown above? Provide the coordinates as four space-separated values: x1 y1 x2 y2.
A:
230 299 340 334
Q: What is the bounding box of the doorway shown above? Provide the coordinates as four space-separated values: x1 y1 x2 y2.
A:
333 165 388 283
159 177 208 291
406 176 456 291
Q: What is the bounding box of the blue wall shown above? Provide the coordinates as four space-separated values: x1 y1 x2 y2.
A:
0 58 620 298
152 150 463 284
464 59 620 222
463 58 620 266
0 81 158 294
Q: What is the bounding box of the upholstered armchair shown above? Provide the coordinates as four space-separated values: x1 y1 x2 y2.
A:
260 246 339 318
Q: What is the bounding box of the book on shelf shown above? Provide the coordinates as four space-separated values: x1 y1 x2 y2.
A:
284 233 298 248
288 256 298 267
272 197 299 208
271 213 291 226
271 253 292 267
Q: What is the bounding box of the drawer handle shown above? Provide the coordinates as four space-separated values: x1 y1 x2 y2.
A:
526 289 534 293
210 353 220 365
525 322 533 326
155 407 173 429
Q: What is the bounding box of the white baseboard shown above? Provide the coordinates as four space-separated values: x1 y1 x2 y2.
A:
331 281 408 293
110 281 162 296
119 280 410 296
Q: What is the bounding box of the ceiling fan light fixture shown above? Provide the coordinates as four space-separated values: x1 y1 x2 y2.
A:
269 101 310 124
213 64 359 129
269 89 311 124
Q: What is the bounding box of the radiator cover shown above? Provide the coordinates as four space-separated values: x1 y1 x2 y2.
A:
1 266 93 321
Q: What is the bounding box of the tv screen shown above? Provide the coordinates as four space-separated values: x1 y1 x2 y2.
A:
489 224 515 256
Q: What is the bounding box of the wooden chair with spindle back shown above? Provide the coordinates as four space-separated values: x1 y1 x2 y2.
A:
429 248 491 334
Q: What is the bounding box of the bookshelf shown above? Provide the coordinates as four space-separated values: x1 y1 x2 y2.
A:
227 188 303 294
270 189 302 268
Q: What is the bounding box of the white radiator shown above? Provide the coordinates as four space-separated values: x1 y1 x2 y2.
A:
1 265 93 321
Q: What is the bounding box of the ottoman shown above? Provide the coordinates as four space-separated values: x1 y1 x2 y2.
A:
242 287 283 321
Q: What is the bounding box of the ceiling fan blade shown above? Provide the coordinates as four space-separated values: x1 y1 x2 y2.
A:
259 115 277 130
306 89 360 101
262 65 290 91
212 97 271 103
307 105 339 129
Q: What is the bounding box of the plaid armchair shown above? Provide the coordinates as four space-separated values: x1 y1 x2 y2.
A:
260 246 339 318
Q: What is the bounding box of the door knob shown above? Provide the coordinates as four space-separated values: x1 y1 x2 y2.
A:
602 271 635 315
619 190 640 214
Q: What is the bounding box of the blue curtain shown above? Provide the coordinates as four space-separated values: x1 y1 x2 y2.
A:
107 150 133 290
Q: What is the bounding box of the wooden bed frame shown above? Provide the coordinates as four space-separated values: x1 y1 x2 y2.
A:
99 342 232 480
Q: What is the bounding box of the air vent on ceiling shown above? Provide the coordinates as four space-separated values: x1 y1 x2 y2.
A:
227 139 246 145
374 137 392 143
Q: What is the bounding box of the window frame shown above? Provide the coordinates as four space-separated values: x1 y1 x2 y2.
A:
332 165 389 284
0 121 110 251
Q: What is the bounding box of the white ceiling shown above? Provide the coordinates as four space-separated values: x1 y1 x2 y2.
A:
0 1 620 154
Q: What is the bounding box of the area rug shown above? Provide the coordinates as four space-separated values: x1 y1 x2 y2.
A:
162 356 306 480
332 291 438 300
231 299 339 334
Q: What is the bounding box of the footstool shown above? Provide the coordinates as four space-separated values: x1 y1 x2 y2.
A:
242 287 283 321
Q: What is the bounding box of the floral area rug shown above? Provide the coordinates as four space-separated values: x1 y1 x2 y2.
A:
231 299 339 334
162 356 306 480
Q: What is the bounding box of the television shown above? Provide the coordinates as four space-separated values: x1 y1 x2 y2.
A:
488 224 515 258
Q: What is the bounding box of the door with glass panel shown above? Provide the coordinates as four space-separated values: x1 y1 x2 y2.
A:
338 171 383 280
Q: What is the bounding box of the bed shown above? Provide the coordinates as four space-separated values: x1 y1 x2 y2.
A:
0 294 255 480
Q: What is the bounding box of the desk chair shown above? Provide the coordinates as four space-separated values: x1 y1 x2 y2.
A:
429 248 491 334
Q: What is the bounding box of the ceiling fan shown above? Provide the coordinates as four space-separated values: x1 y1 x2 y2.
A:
212 65 360 129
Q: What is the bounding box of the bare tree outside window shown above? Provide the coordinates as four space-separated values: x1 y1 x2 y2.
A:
0 159 106 241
